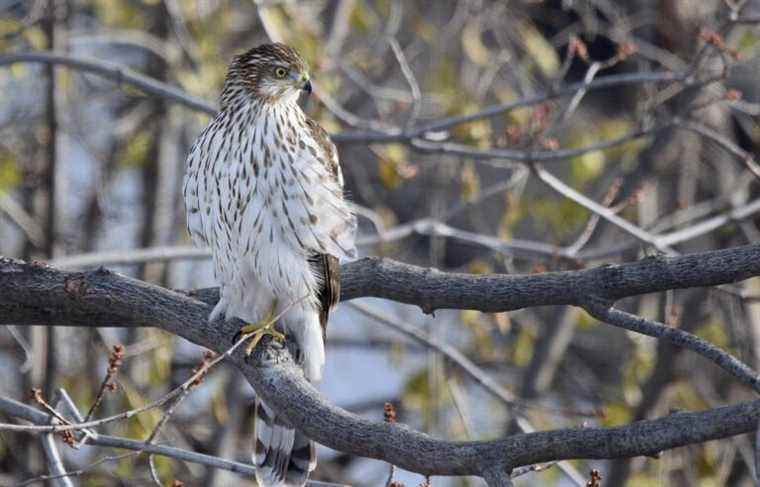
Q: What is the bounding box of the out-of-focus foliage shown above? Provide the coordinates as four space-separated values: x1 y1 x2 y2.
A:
0 1 759 486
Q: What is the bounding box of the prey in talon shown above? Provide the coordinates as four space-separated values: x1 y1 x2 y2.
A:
235 299 286 356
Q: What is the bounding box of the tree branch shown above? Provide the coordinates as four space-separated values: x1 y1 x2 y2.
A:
337 244 760 313
0 396 341 486
0 51 217 115
583 300 760 392
1 245 760 479
0 50 682 145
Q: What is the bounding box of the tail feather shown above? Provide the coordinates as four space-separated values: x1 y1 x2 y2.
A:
254 399 316 487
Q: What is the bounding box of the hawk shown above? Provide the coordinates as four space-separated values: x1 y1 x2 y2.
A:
182 43 356 487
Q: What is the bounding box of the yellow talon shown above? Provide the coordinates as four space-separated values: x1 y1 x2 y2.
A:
239 300 285 356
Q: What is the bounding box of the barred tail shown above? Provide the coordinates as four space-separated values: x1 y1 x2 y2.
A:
254 399 316 487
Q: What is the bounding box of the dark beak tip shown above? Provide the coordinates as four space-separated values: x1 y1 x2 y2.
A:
302 80 313 94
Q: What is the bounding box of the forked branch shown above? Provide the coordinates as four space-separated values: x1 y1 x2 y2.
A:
1 245 759 479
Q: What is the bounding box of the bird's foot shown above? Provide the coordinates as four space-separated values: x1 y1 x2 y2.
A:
234 302 285 357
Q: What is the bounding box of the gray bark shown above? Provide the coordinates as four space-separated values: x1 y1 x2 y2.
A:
1 244 760 479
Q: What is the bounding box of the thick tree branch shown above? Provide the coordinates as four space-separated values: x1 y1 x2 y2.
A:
12 244 760 322
1 245 760 479
338 244 760 312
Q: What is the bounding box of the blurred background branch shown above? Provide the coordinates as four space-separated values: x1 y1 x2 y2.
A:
1 1 760 485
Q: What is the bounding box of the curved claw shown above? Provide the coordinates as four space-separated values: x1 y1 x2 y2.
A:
244 331 266 357
231 299 283 353
243 328 285 356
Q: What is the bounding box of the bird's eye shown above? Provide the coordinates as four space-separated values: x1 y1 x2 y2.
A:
274 67 288 79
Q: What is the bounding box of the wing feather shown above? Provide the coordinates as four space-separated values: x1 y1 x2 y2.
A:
308 254 340 338
275 116 356 260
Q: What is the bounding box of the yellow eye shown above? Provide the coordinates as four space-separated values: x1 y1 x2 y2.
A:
274 67 287 79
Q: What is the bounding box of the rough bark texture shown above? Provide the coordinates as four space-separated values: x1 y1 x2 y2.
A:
1 244 760 479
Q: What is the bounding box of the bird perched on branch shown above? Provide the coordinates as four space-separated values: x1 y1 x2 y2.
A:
183 43 356 487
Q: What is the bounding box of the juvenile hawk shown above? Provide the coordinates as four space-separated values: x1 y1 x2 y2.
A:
183 43 356 487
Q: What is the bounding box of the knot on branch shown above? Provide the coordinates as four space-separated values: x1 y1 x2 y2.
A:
64 274 88 298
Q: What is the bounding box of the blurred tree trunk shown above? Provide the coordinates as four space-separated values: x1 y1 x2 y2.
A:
203 374 248 487
19 0 68 481
125 1 172 390
607 1 737 485
137 1 170 282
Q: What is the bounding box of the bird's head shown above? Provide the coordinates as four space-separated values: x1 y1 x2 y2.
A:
222 43 312 106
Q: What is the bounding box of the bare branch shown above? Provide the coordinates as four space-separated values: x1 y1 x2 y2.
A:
350 301 593 417
0 51 217 115
0 396 340 486
1 244 760 478
413 71 683 136
409 122 670 163
338 245 760 312
0 193 45 248
532 164 675 253
47 193 760 271
678 119 760 180
583 299 760 393
0 50 683 145
40 432 74 487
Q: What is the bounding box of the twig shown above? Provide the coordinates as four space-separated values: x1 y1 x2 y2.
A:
5 324 33 372
0 294 307 435
678 119 760 180
384 402 398 487
532 164 674 253
148 454 162 487
387 37 421 126
553 61 603 129
510 462 557 479
565 178 626 257
84 344 124 421
0 395 341 486
40 424 74 487
413 71 683 136
30 388 72 428
0 51 216 115
583 298 760 393
446 379 474 440
50 246 210 269
46 190 760 271
350 301 594 417
14 451 136 487
349 303 588 485
0 192 45 248
410 122 671 163
0 50 683 145
657 199 760 247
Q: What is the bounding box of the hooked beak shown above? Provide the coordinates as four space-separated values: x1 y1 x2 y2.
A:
302 79 312 95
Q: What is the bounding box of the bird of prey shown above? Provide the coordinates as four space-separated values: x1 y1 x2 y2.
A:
182 43 356 486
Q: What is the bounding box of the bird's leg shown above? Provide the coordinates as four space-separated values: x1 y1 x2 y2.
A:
237 299 286 356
